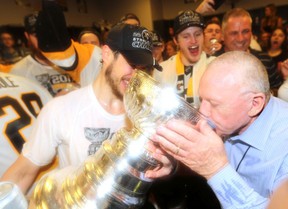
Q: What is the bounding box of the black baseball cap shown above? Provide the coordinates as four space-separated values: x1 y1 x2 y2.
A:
152 31 163 47
173 10 205 35
36 0 71 52
106 24 153 68
24 12 38 34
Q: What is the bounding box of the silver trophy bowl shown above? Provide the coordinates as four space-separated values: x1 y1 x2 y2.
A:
124 70 212 135
30 70 212 209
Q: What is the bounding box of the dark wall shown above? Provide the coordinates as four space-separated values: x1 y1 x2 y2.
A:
0 25 87 48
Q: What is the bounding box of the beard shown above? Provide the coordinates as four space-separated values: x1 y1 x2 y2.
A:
105 62 123 101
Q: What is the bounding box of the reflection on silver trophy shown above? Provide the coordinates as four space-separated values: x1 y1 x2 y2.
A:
30 70 214 209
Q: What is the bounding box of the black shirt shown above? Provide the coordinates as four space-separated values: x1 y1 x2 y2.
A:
215 47 283 89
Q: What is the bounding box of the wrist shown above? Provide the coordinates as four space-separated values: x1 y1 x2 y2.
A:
205 161 229 180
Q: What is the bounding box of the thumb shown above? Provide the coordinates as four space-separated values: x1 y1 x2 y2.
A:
198 119 215 137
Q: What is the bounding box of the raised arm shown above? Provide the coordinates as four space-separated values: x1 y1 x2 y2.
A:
196 0 215 14
1 154 40 194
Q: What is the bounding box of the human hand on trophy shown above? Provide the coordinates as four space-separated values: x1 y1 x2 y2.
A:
144 140 177 179
150 119 228 180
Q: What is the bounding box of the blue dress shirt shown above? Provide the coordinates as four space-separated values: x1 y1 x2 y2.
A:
208 96 288 209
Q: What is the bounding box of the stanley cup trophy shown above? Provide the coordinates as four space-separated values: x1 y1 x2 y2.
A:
31 70 212 209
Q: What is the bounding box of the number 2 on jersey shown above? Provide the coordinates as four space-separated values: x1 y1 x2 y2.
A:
0 93 43 153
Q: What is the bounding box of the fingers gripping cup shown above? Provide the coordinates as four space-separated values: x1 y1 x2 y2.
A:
210 38 218 55
31 70 214 209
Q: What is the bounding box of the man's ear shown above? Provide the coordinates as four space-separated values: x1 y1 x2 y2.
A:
101 45 113 62
248 93 266 117
173 37 178 45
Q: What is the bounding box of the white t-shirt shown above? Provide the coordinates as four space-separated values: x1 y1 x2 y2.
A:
154 52 215 107
22 84 127 169
0 72 52 176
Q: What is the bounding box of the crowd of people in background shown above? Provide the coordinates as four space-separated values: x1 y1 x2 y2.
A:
0 4 287 92
1 0 288 208
0 13 179 68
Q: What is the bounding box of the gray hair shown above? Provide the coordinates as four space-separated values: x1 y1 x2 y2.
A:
208 51 271 99
222 8 252 32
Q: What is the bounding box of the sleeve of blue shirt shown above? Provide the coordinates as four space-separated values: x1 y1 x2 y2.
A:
208 164 269 209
